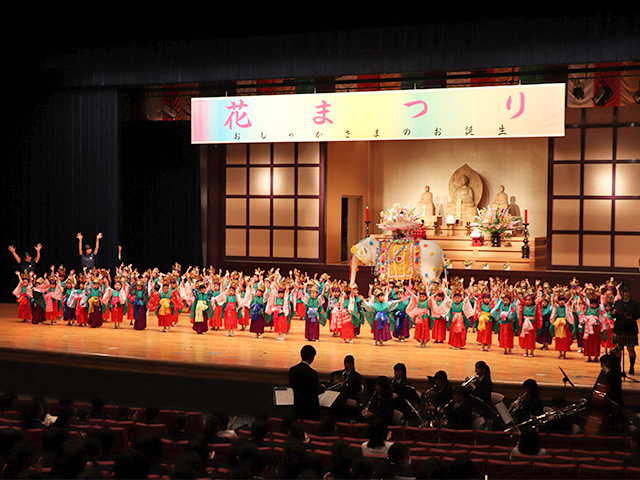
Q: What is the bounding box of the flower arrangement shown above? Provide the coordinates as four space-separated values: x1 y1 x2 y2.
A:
378 204 422 236
503 262 511 270
475 206 520 238
482 262 490 269
463 260 473 267
444 259 452 269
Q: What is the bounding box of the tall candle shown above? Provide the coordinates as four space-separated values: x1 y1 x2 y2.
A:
366 206 370 222
524 208 528 224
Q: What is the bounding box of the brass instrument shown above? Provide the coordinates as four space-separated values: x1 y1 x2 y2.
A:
508 392 529 415
505 399 587 432
461 375 478 388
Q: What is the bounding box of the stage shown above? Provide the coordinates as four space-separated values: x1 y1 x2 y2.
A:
1 303 640 414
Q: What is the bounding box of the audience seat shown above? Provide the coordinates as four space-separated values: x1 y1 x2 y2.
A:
404 426 438 443
510 453 553 464
555 455 597 466
579 464 626 479
110 427 130 453
439 428 474 445
161 439 188 465
486 459 531 479
335 422 368 439
209 443 233 465
532 461 579 479
626 466 640 479
22 429 45 452
476 429 518 447
134 422 169 438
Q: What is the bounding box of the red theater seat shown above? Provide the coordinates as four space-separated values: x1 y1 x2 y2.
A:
486 459 531 479
578 464 625 479
532 461 578 480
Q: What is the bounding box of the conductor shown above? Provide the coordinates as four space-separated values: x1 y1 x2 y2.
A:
289 345 326 420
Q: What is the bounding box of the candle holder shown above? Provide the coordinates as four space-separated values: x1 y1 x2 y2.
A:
521 222 530 259
365 220 371 238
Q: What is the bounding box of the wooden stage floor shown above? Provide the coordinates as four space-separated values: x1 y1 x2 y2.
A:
1 303 640 406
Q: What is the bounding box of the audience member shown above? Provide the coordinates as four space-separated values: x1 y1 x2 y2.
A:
361 418 392 456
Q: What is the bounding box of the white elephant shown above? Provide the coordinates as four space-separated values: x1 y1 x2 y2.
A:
350 236 445 286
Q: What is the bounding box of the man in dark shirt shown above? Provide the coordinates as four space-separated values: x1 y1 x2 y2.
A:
613 283 640 374
289 345 325 420
8 243 41 275
77 232 102 269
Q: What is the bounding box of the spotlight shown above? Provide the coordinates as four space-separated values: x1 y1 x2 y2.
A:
594 84 613 106
572 85 584 100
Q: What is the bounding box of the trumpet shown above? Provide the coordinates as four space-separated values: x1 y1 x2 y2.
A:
461 375 478 388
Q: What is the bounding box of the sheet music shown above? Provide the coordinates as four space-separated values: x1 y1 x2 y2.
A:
273 387 294 406
319 390 341 408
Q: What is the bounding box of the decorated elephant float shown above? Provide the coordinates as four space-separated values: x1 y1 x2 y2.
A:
349 204 445 286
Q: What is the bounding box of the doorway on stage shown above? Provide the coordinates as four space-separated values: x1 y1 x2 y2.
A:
341 196 363 263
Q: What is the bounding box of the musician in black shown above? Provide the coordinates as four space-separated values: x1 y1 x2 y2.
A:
429 370 453 410
510 379 544 426
444 386 474 430
589 353 626 435
330 355 363 419
362 376 394 426
613 283 640 375
391 363 420 421
466 361 493 405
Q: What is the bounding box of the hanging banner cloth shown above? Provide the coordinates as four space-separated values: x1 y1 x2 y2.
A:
192 83 565 144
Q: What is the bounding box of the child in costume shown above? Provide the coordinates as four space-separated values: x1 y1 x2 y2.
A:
406 284 431 348
392 284 412 342
70 278 88 326
536 284 553 350
517 290 542 358
85 275 106 328
429 288 448 344
190 282 213 334
13 272 33 322
105 278 128 328
148 280 183 333
209 279 223 330
129 279 149 330
301 283 327 341
579 291 606 362
550 290 574 359
267 283 291 341
43 271 63 325
447 288 474 350
61 275 77 324
363 285 400 347
248 282 268 338
342 284 364 344
326 282 345 337
475 292 495 352
491 293 519 355
219 283 241 337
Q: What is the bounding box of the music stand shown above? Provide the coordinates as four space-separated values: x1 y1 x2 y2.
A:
559 366 575 397
618 345 640 384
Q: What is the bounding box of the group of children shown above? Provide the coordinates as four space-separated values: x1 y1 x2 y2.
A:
11 263 621 362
